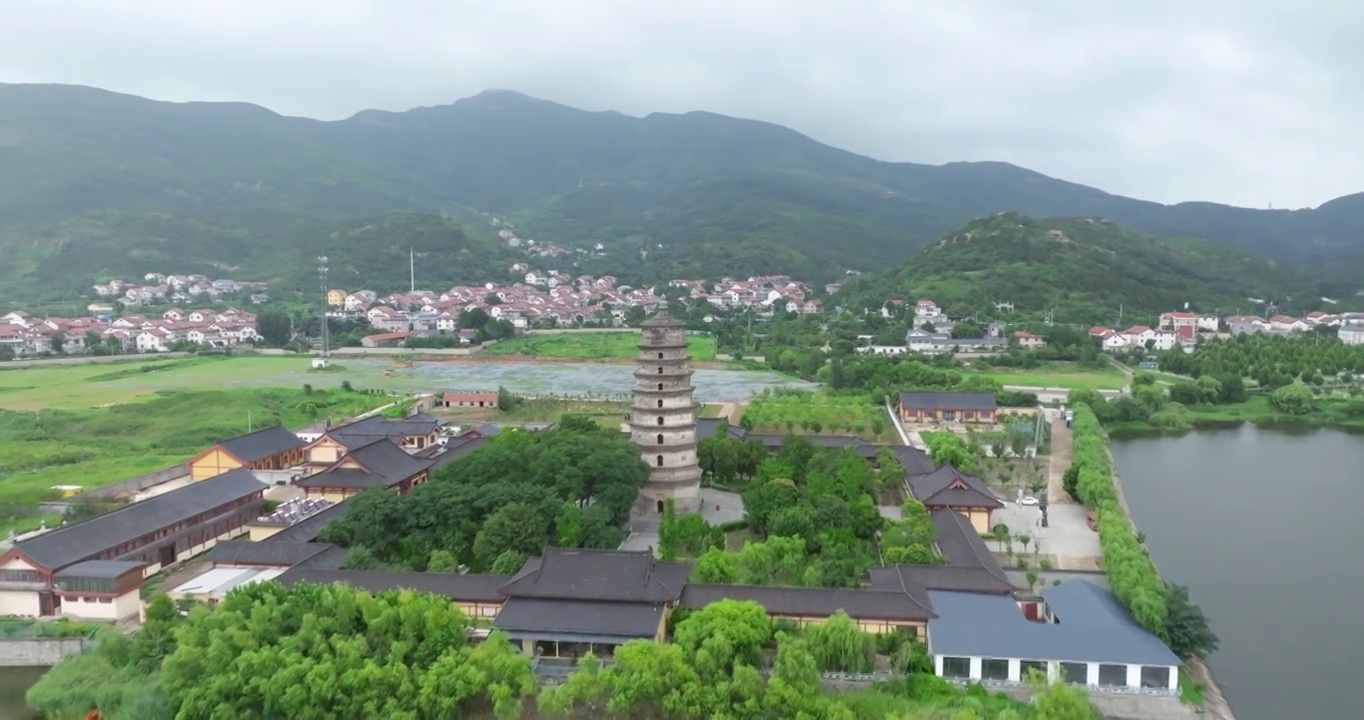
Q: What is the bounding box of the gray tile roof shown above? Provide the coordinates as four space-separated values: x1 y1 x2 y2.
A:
931 509 1012 584
17 469 266 571
926 583 1180 667
874 565 1017 595
898 391 998 411
327 416 440 446
494 597 665 638
209 540 337 567
53 560 148 580
217 425 307 463
908 465 1004 510
297 439 430 490
882 444 935 475
275 568 507 603
680 584 936 621
264 502 350 543
695 418 749 441
499 548 690 603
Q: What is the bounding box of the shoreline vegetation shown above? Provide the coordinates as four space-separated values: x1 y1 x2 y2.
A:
1069 403 1224 715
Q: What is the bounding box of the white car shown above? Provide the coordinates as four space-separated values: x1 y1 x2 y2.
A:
1018 496 1039 506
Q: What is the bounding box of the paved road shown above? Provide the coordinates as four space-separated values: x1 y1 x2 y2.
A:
1002 385 1126 403
1047 416 1075 504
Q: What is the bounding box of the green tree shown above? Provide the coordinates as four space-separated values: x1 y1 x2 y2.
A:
426 549 461 572
1269 382 1314 414
1164 582 1219 659
496 384 520 411
673 599 773 678
473 502 550 570
689 547 740 584
804 611 876 672
254 308 292 347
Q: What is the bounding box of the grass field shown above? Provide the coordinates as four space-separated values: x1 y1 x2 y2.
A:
741 391 895 442
0 356 334 410
968 362 1127 391
482 332 717 361
0 388 385 524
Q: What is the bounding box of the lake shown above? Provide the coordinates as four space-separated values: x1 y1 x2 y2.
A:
0 667 42 720
1111 425 1364 720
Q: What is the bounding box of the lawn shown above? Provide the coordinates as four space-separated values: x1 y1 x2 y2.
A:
0 387 385 518
968 362 1127 391
433 397 628 429
482 332 717 361
741 390 895 442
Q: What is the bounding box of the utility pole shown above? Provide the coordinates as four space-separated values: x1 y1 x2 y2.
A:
318 256 330 364
409 247 416 294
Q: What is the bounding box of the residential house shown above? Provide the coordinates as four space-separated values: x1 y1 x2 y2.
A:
442 391 499 408
187 426 308 481
321 413 443 451
1012 331 1046 349
1340 323 1364 346
1268 315 1310 333
1157 312 1197 332
898 392 998 425
1226 316 1267 336
326 289 347 307
361 331 408 348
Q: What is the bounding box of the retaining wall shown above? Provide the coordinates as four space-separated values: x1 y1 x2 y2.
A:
74 462 190 501
0 638 88 667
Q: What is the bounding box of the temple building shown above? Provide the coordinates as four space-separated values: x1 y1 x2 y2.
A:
630 311 702 513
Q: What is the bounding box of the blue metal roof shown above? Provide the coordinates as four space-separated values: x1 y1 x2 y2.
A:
926 581 1180 667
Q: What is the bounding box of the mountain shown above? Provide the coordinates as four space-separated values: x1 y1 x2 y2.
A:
0 83 1361 299
841 214 1311 324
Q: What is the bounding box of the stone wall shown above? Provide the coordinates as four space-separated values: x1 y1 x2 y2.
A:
0 638 88 667
75 462 190 500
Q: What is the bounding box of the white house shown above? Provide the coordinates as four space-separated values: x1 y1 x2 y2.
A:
135 329 170 352
1268 315 1309 333
1157 312 1197 332
915 299 942 319
1012 331 1046 349
1196 315 1220 332
1119 326 1156 347
1340 323 1364 346
1150 330 1177 352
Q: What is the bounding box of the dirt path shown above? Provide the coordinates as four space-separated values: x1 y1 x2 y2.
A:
716 402 739 423
1047 416 1077 504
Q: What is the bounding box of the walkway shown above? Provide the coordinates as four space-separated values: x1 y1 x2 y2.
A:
1047 417 1076 504
882 398 923 449
619 488 744 553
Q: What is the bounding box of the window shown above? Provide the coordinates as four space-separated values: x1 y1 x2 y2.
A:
1019 660 1048 682
657 399 663 408
981 658 1009 680
1060 662 1088 685
480 606 497 617
657 352 664 359
656 455 664 467
657 416 664 426
943 410 956 421
1097 664 1127 687
657 383 664 391
657 434 664 444
656 500 664 513
658 366 663 374
940 657 970 678
1140 665 1170 689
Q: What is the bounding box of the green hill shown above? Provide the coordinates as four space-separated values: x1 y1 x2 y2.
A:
841 214 1309 324
0 83 1361 297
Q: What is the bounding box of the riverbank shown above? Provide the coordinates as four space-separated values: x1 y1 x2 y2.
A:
1085 405 1237 720
1105 395 1364 436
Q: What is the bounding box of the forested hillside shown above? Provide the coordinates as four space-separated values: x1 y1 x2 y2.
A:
1 83 1362 296
839 214 1311 324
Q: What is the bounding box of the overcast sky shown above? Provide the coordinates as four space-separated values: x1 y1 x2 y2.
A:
2 0 1361 209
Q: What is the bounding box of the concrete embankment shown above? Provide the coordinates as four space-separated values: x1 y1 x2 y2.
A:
0 638 88 667
1104 442 1237 720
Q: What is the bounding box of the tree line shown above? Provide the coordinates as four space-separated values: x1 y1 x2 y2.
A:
1066 404 1218 660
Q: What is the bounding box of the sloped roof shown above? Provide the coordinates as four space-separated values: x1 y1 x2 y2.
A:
641 311 685 328
873 565 1017 595
326 415 440 446
209 540 338 567
297 439 431 490
493 597 665 638
498 548 690 603
908 465 1004 509
931 509 1012 587
927 582 1180 666
680 583 936 621
898 392 997 411
216 425 307 464
16 469 266 571
417 436 488 469
53 560 148 581
275 568 507 603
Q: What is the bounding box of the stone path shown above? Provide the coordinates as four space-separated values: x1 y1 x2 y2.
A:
1046 416 1076 504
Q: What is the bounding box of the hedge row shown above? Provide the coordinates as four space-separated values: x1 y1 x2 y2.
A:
1070 404 1169 637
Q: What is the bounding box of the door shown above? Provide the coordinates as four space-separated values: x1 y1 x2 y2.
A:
159 543 177 568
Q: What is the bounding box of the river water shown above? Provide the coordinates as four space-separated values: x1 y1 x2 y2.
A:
0 667 42 720
1110 425 1364 720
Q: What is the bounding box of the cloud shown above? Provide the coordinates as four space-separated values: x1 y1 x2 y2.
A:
1 0 1360 208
